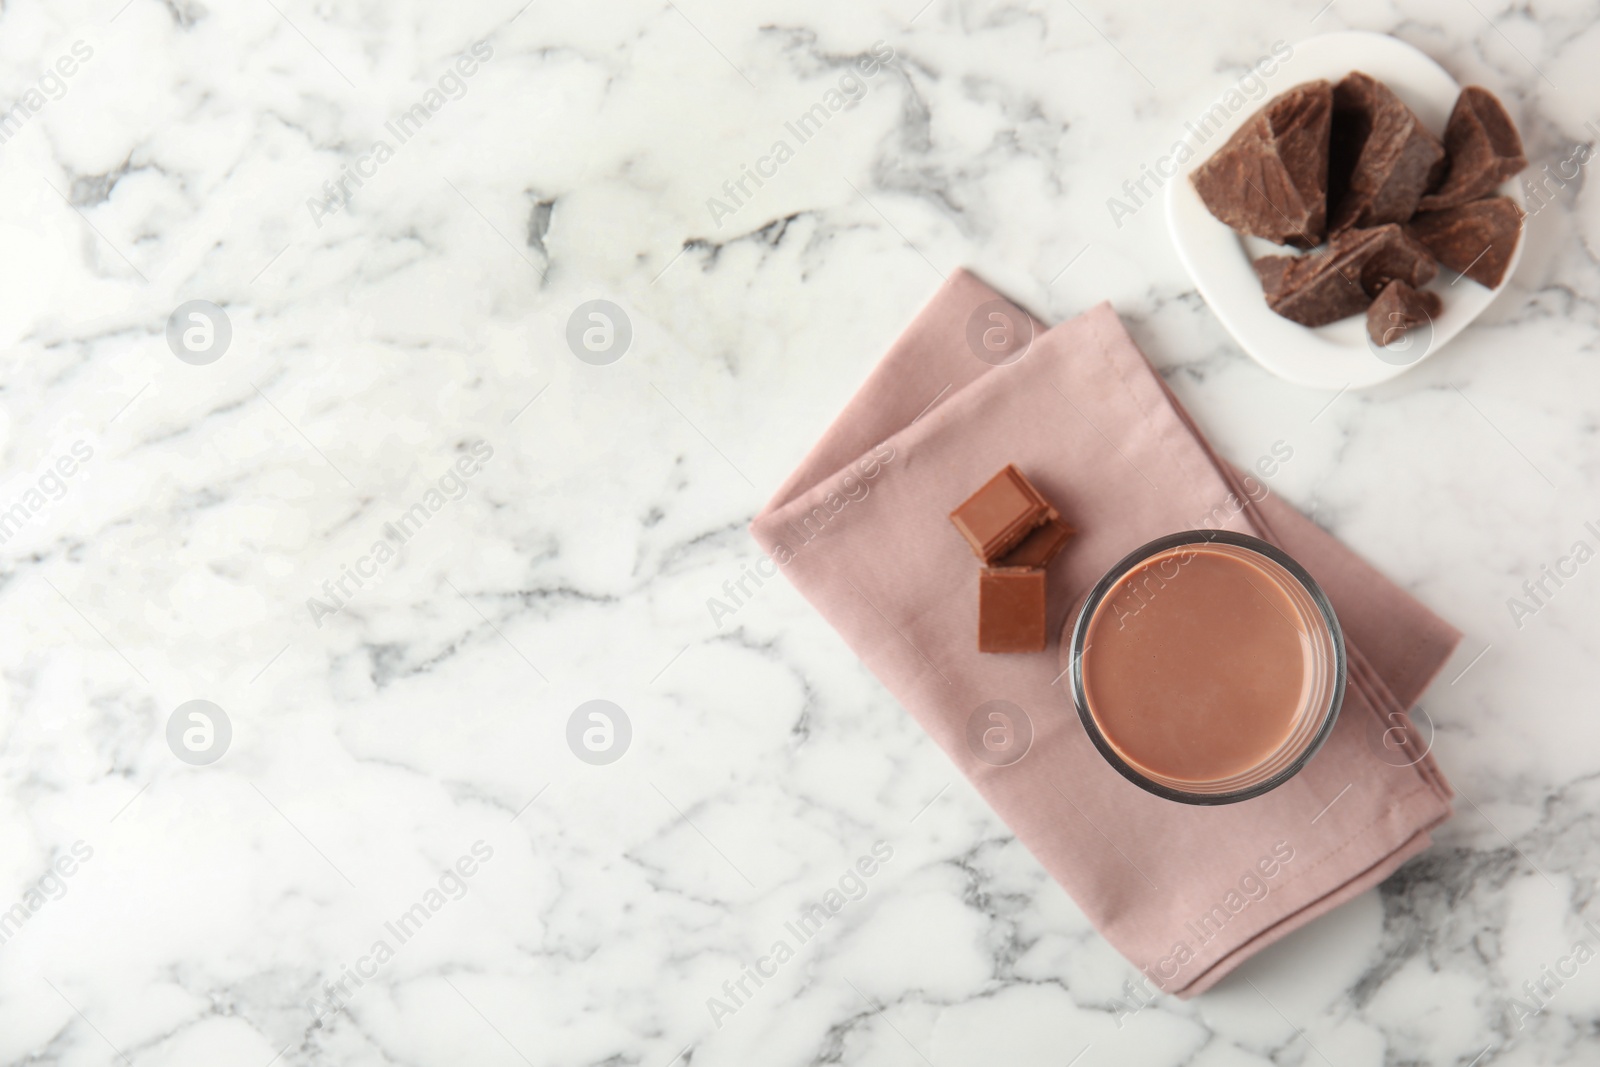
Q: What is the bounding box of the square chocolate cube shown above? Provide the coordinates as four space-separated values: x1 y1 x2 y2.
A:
950 464 1055 562
978 567 1048 653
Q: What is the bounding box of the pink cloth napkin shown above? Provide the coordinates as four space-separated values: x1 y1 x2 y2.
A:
751 269 1457 997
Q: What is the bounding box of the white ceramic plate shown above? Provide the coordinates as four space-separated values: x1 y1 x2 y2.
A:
1164 31 1526 390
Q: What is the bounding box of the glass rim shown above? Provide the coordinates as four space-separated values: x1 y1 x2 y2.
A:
1068 529 1347 806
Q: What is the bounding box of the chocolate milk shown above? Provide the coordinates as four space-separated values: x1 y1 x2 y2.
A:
1081 543 1313 784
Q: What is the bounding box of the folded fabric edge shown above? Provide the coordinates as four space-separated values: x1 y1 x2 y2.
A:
1171 821 1444 998
1370 634 1463 804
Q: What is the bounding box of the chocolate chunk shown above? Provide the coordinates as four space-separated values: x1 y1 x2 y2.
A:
978 567 1048 653
1358 226 1437 297
997 516 1075 569
1254 255 1295 301
1264 243 1371 327
1260 224 1438 326
1417 86 1527 211
1366 280 1442 346
949 465 1055 562
1190 80 1333 248
1407 197 1523 288
1258 225 1383 326
1327 72 1445 233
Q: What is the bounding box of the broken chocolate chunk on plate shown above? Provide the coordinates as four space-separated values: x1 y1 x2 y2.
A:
1167 30 1526 390
1327 71 1445 233
1259 223 1438 328
1253 255 1295 301
1358 225 1437 296
1417 86 1527 211
1189 80 1332 248
1367 279 1442 348
1260 228 1388 327
1408 197 1524 289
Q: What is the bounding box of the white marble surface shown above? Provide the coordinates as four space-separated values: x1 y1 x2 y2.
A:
1 0 1598 1064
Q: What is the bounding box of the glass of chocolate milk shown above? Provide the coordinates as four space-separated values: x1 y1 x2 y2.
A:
1069 531 1346 804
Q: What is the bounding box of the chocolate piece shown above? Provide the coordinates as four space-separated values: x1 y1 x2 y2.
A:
1265 249 1369 326
1190 80 1333 248
1358 226 1437 297
1417 86 1527 211
1261 226 1385 326
949 465 1055 561
998 516 1075 569
1328 72 1445 233
1407 197 1523 288
978 567 1048 653
1254 255 1295 301
1366 280 1442 346
1262 224 1436 326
